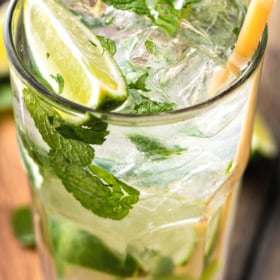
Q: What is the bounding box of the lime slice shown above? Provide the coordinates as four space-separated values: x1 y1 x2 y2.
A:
251 113 278 159
23 0 127 110
0 2 9 77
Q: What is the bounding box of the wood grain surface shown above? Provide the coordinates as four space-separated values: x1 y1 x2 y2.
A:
0 1 279 280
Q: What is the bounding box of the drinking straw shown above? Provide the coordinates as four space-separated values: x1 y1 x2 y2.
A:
209 0 277 95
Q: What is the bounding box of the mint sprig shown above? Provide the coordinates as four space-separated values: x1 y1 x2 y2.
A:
132 95 176 114
23 88 139 220
102 0 203 35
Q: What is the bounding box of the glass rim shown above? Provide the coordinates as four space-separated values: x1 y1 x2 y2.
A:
4 0 268 126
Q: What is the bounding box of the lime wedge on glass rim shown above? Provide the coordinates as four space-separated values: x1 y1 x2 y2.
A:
23 0 127 110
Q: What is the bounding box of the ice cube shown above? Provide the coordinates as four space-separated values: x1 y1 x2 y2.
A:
128 27 190 69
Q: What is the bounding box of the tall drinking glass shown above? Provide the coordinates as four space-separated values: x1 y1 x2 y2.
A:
5 0 267 279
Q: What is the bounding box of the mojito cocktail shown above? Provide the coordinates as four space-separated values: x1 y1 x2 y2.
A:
5 0 266 279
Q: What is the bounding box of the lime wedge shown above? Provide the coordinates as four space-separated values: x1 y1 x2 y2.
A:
23 0 127 110
251 113 278 159
0 2 9 77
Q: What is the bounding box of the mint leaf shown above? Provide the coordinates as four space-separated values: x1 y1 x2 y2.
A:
102 0 202 35
129 73 150 92
128 134 186 160
24 97 94 166
145 40 158 55
105 16 115 25
55 116 109 145
11 206 35 248
23 88 139 220
102 0 150 16
226 160 233 175
89 165 140 204
50 152 139 220
24 89 94 166
182 0 203 7
233 27 241 36
153 1 180 35
97 35 117 56
50 73 64 94
133 95 176 114
50 217 146 277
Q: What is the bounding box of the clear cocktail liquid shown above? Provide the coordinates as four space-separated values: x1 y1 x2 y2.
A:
9 0 261 279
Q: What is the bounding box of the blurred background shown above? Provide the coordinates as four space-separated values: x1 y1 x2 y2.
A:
0 0 279 280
